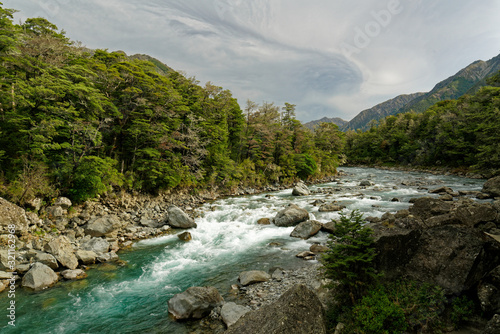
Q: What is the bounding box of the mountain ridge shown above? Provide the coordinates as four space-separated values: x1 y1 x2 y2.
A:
309 52 500 131
303 117 348 130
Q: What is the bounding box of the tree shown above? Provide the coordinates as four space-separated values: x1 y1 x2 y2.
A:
321 210 379 305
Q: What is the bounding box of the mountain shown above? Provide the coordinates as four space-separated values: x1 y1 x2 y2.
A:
398 53 500 115
340 92 425 132
333 53 500 131
303 117 348 130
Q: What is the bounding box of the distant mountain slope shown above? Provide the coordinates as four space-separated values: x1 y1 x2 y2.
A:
341 92 425 132
398 53 500 115
303 117 348 130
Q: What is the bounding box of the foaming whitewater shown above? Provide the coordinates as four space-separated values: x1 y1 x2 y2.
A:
1 167 486 334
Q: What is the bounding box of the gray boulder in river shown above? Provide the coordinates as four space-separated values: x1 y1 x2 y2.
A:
483 175 500 198
292 182 310 196
225 284 326 334
290 220 322 239
273 204 309 227
167 205 197 229
167 286 223 320
21 262 59 291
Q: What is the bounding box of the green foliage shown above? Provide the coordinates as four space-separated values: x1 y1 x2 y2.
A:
346 74 500 172
348 287 407 334
0 4 344 204
450 295 475 326
294 154 317 179
339 280 446 334
69 156 123 202
321 210 379 304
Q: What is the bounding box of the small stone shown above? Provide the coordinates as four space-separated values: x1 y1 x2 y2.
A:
310 244 329 253
296 251 315 258
178 231 192 242
239 270 271 286
61 269 88 280
221 302 250 328
257 218 271 225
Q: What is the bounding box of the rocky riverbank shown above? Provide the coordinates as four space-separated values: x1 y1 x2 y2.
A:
2 170 500 333
0 174 341 293
167 173 500 333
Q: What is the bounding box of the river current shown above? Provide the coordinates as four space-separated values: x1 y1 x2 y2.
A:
1 167 486 333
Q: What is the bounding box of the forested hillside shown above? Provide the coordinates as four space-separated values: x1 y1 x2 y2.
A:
0 5 344 205
345 71 500 172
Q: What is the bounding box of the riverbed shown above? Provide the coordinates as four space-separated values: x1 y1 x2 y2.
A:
0 167 486 333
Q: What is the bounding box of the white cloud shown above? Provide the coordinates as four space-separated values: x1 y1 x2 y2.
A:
4 0 500 122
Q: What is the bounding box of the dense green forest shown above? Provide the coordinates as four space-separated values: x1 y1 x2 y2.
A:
2 3 499 207
0 5 344 204
345 71 500 172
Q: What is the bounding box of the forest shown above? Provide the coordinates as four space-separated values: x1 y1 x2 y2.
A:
344 70 500 172
2 3 499 207
0 5 344 205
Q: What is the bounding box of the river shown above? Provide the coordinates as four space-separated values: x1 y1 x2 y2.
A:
0 167 486 333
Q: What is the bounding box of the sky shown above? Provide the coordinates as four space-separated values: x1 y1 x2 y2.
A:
4 0 500 122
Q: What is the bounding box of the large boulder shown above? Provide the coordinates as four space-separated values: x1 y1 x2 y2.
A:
371 225 422 280
167 286 223 320
75 250 97 264
409 197 452 220
239 270 271 286
290 220 322 239
225 284 326 334
0 197 29 236
321 221 337 234
44 236 79 270
168 206 197 229
373 195 500 295
454 201 498 227
292 183 310 196
483 176 500 198
84 215 121 237
273 204 310 227
26 251 59 270
221 302 250 328
80 237 110 254
21 262 59 291
405 225 490 294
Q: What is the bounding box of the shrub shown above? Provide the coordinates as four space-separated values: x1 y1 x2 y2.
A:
321 210 379 305
69 156 123 202
348 287 407 334
450 295 474 327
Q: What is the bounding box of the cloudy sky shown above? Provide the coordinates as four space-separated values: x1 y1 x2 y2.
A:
4 0 500 122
